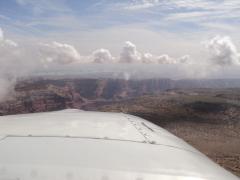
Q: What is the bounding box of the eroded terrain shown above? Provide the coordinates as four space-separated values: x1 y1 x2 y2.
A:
97 90 240 176
0 78 239 176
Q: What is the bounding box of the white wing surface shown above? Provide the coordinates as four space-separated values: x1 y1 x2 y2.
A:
0 109 238 180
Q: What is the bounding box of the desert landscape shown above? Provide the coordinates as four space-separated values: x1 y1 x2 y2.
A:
98 90 240 176
1 1 240 179
0 78 239 176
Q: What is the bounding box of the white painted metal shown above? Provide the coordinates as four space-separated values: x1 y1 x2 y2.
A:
0 109 238 180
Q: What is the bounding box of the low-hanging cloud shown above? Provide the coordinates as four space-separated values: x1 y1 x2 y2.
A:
142 52 154 63
2 26 240 102
157 54 176 64
205 36 240 66
178 55 190 64
0 29 82 101
0 28 194 102
40 41 81 65
0 28 24 101
92 48 115 63
118 41 190 64
0 28 18 47
119 41 142 63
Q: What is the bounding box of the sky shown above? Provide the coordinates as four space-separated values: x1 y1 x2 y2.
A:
0 0 240 94
0 0 239 54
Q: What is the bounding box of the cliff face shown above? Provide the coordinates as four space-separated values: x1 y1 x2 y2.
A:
1 78 239 177
0 78 173 115
1 78 240 115
69 78 173 100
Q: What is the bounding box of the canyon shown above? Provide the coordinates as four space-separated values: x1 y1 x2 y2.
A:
0 77 239 176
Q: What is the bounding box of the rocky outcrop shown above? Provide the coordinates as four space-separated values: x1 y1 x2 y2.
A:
1 78 240 115
0 78 174 115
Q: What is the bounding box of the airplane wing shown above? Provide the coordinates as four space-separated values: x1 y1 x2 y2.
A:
0 109 238 180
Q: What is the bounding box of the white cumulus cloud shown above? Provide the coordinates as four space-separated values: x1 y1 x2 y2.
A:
92 48 115 63
142 52 155 63
157 54 177 64
0 28 84 101
205 36 240 66
118 41 190 64
40 41 81 65
119 41 141 63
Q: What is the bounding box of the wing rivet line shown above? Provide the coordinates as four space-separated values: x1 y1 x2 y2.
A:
126 116 152 144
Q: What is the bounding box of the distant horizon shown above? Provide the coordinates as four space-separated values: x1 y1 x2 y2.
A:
25 63 240 80
1 0 240 100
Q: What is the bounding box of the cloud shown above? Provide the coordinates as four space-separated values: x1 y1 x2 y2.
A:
0 78 16 102
0 28 193 102
118 0 240 35
0 28 3 40
118 41 190 64
156 54 191 64
40 41 81 65
125 0 159 10
4 39 18 47
0 28 18 47
3 25 240 101
205 36 240 66
92 48 115 63
142 52 155 63
0 14 10 21
0 28 28 102
157 54 176 64
16 0 71 15
178 55 190 64
119 41 141 63
0 28 82 101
